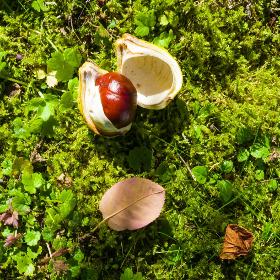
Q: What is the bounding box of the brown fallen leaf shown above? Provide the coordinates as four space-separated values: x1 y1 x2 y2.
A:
220 224 253 260
57 173 72 187
0 209 19 228
39 248 70 265
4 233 22 247
52 260 69 275
99 177 165 231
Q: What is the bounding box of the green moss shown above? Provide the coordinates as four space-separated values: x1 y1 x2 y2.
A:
0 0 280 279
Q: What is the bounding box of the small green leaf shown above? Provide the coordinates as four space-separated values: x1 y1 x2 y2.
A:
42 227 54 242
153 30 175 48
0 204 9 213
25 230 41 246
135 9 156 28
47 48 81 82
13 118 30 139
267 179 278 191
160 15 169 26
255 169 264 181
1 159 13 176
108 19 117 29
12 157 33 175
217 180 233 204
73 249 84 262
192 166 208 184
31 0 48 12
220 160 233 173
12 191 31 215
134 8 155 37
22 171 45 194
13 252 35 276
120 268 144 280
250 144 270 159
237 148 249 162
135 25 150 37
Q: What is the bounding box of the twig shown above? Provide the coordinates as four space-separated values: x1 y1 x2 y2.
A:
46 243 53 259
177 153 196 181
39 248 69 265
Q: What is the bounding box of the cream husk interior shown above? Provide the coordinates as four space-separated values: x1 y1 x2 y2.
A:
79 62 132 135
116 34 183 109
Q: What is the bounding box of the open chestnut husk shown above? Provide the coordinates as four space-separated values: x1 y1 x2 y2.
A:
78 34 183 136
78 62 137 137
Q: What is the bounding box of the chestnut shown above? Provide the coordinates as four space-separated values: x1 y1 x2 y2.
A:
79 62 137 137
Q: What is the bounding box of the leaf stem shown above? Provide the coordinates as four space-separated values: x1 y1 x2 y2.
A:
0 75 29 87
0 74 65 93
177 153 196 181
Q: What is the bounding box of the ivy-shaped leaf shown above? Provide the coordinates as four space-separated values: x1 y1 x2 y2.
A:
192 166 208 184
134 8 156 37
25 230 41 246
47 48 81 82
22 171 45 194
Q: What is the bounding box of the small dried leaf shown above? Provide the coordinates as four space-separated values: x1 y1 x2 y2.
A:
53 260 69 274
4 233 22 247
99 177 165 231
0 210 19 228
57 173 72 187
39 248 69 265
220 224 253 260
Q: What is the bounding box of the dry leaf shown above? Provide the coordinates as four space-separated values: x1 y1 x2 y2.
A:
9 83 21 98
220 224 253 260
53 260 69 274
4 233 22 247
30 140 46 163
39 248 69 265
99 177 165 231
57 173 72 187
0 209 19 228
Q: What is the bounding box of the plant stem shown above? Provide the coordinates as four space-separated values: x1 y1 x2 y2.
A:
0 75 29 87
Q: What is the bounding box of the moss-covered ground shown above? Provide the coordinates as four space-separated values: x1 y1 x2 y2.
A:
0 0 280 279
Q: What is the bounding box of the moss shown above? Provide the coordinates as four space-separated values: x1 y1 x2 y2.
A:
0 0 280 279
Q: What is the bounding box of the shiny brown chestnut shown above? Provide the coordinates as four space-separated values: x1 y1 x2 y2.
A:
79 62 137 136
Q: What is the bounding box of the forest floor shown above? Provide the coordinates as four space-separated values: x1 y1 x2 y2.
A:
0 0 280 279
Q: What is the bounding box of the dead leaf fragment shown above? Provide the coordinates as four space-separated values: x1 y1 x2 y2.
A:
269 148 280 161
39 248 70 265
4 233 22 247
53 260 69 274
9 83 21 98
99 177 165 231
220 224 253 260
0 210 19 228
30 140 46 163
57 173 72 187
